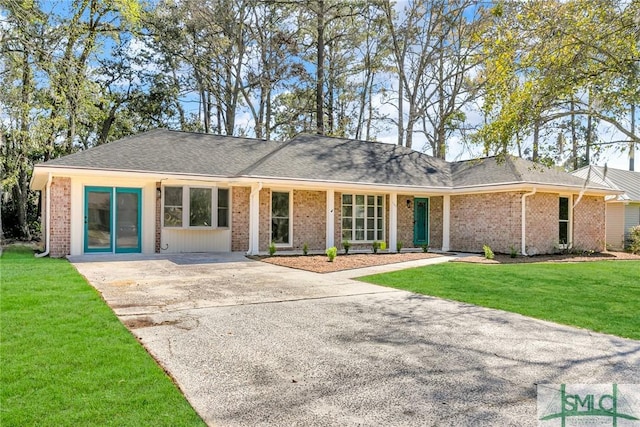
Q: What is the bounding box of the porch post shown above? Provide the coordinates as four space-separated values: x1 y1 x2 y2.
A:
442 194 450 252
326 189 335 249
389 192 398 252
248 182 262 255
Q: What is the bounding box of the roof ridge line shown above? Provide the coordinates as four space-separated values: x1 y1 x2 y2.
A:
234 139 293 177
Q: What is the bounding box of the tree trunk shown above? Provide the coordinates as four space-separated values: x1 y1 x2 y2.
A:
533 120 539 162
316 0 325 135
631 105 636 171
570 99 577 170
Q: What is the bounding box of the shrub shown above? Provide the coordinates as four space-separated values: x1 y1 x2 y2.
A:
302 242 308 256
396 240 403 252
268 241 277 256
342 240 351 254
326 246 338 262
509 245 518 258
421 244 429 253
628 225 640 255
483 245 494 260
372 241 380 254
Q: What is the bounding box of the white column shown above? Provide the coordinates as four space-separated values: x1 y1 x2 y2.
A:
248 182 262 255
442 194 450 252
326 189 335 249
389 192 398 252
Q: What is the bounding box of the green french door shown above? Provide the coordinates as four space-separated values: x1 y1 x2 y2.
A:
413 197 429 246
85 187 141 253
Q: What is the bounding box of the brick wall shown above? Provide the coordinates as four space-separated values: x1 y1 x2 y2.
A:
573 195 605 252
49 177 71 257
292 190 326 250
397 195 415 248
232 186 251 251
155 182 161 253
450 192 522 254
525 192 557 255
430 196 443 249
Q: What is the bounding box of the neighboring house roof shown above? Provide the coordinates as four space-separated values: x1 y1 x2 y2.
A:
573 165 640 202
32 129 616 194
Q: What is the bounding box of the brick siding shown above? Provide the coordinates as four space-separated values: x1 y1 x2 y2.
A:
525 192 557 255
429 196 443 249
231 186 251 251
397 195 415 248
292 190 326 250
450 192 522 254
49 177 71 257
573 195 605 252
259 188 271 251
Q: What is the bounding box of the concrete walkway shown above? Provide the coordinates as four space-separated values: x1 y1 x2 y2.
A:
72 253 640 426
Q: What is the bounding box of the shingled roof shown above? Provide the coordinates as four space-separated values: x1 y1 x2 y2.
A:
34 129 615 192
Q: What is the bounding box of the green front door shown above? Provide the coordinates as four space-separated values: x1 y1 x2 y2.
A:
413 198 429 246
85 187 141 253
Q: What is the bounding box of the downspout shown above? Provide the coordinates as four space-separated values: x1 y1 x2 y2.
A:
521 188 536 256
35 173 52 258
247 182 263 255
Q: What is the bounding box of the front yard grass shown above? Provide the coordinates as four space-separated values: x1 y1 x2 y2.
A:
0 246 205 426
360 261 640 340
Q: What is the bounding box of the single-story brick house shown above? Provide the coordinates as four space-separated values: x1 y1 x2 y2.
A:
30 129 617 257
573 166 640 251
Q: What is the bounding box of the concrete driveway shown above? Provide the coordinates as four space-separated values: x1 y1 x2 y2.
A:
71 253 640 426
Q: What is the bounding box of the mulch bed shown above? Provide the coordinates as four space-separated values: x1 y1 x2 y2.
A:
256 252 442 273
453 251 640 264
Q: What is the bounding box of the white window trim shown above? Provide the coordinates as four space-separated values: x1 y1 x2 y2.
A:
558 195 573 249
341 193 386 243
162 185 230 229
270 189 293 247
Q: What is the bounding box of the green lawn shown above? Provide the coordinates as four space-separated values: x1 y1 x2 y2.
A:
0 246 205 426
360 260 640 340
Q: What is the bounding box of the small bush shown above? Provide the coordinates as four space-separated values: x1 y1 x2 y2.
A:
421 244 429 253
302 242 308 256
342 240 351 254
396 241 403 252
326 246 338 262
372 241 380 254
483 245 494 260
509 245 518 258
628 225 640 255
268 241 277 256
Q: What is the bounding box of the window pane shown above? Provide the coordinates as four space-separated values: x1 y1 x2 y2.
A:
342 205 352 217
367 218 374 230
367 195 374 205
367 230 374 240
165 187 182 206
272 192 289 218
272 218 289 244
377 218 383 230
355 229 365 240
217 189 229 227
342 194 352 204
377 196 383 205
342 229 352 240
356 195 365 205
559 221 568 244
164 187 183 227
356 205 365 218
367 206 374 217
342 217 352 229
190 188 212 226
559 197 569 221
377 230 383 241
377 206 383 217
356 218 364 232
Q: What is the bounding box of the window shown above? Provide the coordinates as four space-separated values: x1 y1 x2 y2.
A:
217 188 229 227
164 187 183 227
271 191 290 244
163 186 228 228
342 194 384 241
559 196 570 247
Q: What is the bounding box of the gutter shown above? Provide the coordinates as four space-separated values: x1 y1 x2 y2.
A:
521 188 536 256
35 173 52 258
